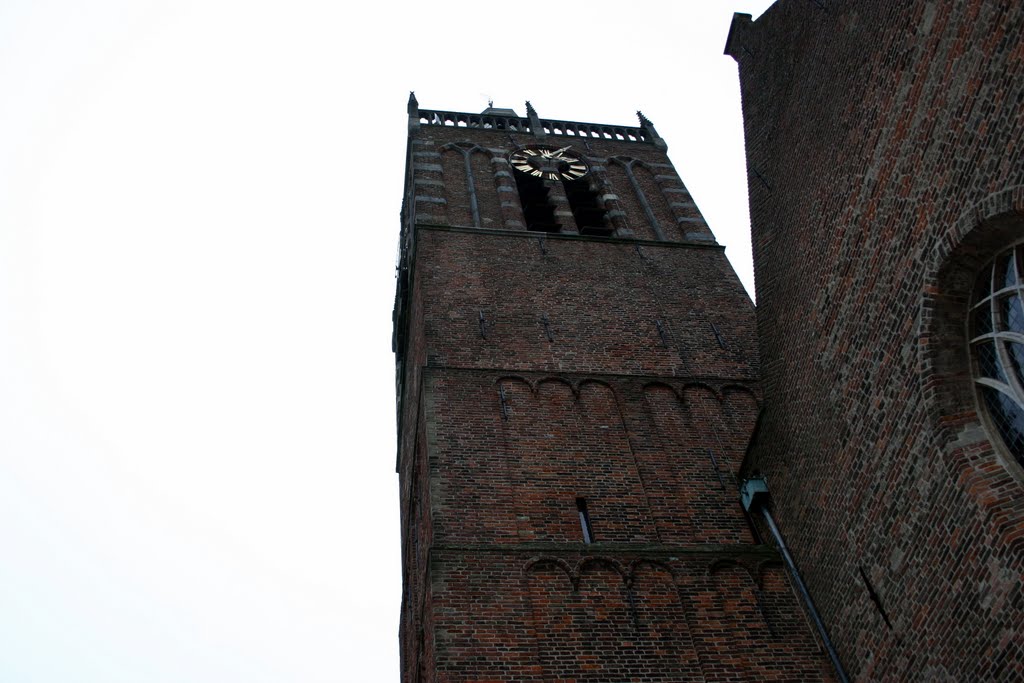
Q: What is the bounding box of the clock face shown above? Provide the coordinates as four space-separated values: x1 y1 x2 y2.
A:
509 145 589 181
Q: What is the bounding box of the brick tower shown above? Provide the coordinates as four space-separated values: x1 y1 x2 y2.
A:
392 95 834 682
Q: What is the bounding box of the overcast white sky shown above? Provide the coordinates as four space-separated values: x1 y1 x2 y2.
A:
0 1 773 680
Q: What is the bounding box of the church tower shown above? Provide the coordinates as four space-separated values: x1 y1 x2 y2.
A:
392 95 834 682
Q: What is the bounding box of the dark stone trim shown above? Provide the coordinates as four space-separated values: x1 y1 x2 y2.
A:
413 222 724 250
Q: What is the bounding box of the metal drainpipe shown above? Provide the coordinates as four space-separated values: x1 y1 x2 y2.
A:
740 477 851 683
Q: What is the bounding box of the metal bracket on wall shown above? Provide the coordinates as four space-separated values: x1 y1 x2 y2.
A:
655 319 669 347
859 566 893 629
498 384 509 420
625 583 640 630
479 311 488 339
541 314 554 342
751 165 772 192
707 448 727 490
711 322 729 350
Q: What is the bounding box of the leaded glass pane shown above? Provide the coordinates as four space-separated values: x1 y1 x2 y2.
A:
1008 342 1024 387
976 341 1004 381
996 251 1016 290
1001 293 1024 333
980 386 1024 465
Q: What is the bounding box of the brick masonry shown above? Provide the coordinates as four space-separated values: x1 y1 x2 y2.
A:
393 99 836 681
727 1 1024 680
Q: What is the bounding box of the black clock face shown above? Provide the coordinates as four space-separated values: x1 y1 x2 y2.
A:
509 145 589 181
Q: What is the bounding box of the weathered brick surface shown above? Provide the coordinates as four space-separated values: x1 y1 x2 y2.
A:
425 549 832 683
395 103 836 681
426 371 757 547
416 229 756 378
728 1 1024 680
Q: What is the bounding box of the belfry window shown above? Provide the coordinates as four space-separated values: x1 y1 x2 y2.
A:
515 172 560 232
969 242 1024 465
563 178 609 235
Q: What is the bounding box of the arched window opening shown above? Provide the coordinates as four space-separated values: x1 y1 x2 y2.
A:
515 172 560 233
969 241 1024 465
563 178 610 235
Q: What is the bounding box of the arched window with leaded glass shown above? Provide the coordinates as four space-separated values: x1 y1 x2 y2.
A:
969 242 1024 465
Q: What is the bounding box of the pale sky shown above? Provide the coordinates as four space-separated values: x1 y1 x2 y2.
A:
0 1 774 680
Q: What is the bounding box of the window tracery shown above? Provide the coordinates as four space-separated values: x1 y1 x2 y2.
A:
970 242 1024 464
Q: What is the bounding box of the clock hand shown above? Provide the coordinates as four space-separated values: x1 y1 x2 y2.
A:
539 146 574 160
549 145 573 159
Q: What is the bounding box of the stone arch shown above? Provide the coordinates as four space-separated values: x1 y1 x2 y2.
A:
681 380 722 402
495 374 532 389
535 375 577 399
577 556 627 583
628 558 676 582
642 379 681 399
576 376 615 393
576 380 623 422
721 382 758 404
524 556 575 587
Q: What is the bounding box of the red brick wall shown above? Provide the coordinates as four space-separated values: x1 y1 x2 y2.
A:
728 1 1024 679
396 110 836 681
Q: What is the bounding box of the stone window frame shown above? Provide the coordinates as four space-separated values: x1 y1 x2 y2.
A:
967 240 1024 467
